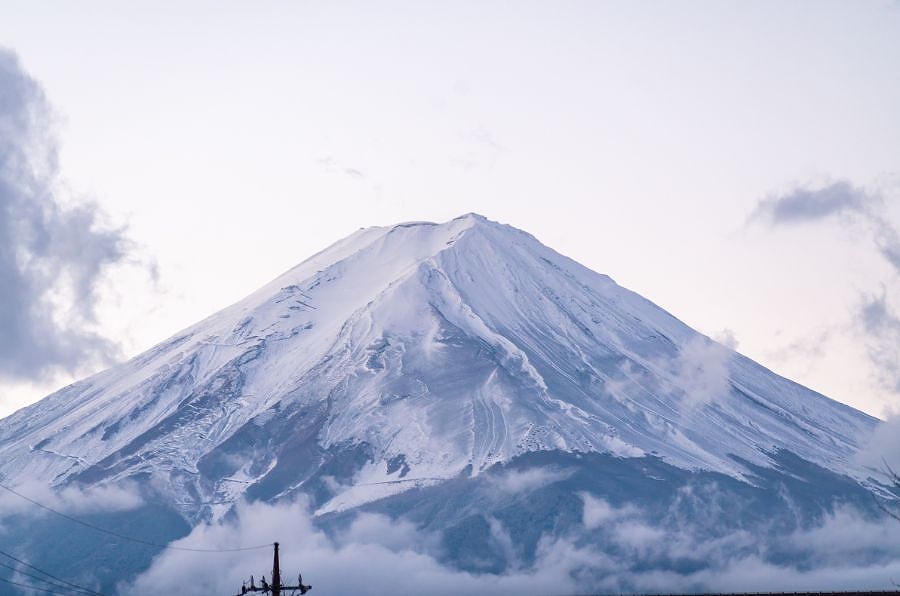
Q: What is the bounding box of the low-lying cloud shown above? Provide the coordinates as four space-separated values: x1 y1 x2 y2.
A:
126 499 586 596
489 467 573 495
0 480 143 519
123 491 900 596
672 335 734 409
0 48 137 384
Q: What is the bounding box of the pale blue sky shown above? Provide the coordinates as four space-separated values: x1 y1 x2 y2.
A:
1 1 899 417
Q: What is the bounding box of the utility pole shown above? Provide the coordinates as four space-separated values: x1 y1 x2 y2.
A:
235 542 311 596
272 542 281 596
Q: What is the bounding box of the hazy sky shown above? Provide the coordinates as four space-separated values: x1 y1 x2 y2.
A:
0 1 898 419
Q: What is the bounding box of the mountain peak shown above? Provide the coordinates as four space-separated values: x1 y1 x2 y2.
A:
381 212 497 238
452 211 490 223
0 214 879 516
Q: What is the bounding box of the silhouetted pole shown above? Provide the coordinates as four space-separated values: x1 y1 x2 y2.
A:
272 542 281 596
235 542 310 595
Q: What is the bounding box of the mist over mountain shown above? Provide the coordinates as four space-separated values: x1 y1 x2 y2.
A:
0 214 896 595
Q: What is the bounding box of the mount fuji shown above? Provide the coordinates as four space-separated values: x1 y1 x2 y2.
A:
0 214 895 595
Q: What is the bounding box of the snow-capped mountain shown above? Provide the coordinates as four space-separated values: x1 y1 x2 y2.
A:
0 214 891 594
0 214 879 509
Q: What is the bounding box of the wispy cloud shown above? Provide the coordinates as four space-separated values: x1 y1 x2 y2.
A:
672 335 733 409
858 288 900 394
0 480 143 522
751 178 900 400
856 413 900 477
488 467 573 495
316 155 366 180
750 179 900 274
763 328 835 375
0 48 137 383
713 328 740 350
751 180 872 224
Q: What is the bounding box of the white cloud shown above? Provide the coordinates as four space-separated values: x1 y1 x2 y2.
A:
579 492 638 530
714 328 740 350
121 491 900 596
671 335 733 409
126 499 584 596
489 467 572 495
0 47 145 388
856 413 900 476
0 480 143 519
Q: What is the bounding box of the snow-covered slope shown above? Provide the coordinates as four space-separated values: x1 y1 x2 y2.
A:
0 214 879 517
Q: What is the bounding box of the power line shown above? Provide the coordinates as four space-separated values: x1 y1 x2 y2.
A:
0 549 106 596
0 481 271 553
0 576 82 596
0 560 102 596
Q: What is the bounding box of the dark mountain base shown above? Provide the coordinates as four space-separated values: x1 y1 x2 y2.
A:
324 450 886 584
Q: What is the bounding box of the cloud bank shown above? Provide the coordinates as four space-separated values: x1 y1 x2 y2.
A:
125 493 900 596
0 48 135 383
126 499 585 596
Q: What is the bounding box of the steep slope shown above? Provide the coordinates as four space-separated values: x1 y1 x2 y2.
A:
0 214 879 521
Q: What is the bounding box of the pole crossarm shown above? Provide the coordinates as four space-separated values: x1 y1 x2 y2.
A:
234 542 312 596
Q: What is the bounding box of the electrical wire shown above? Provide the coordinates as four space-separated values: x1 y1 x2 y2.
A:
0 563 100 596
0 576 83 596
0 481 272 553
0 560 103 596
0 549 106 596
0 550 107 596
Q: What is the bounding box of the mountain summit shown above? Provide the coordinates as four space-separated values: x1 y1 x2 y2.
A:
0 214 890 593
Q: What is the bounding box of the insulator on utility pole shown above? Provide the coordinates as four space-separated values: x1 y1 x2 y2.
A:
234 542 312 595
